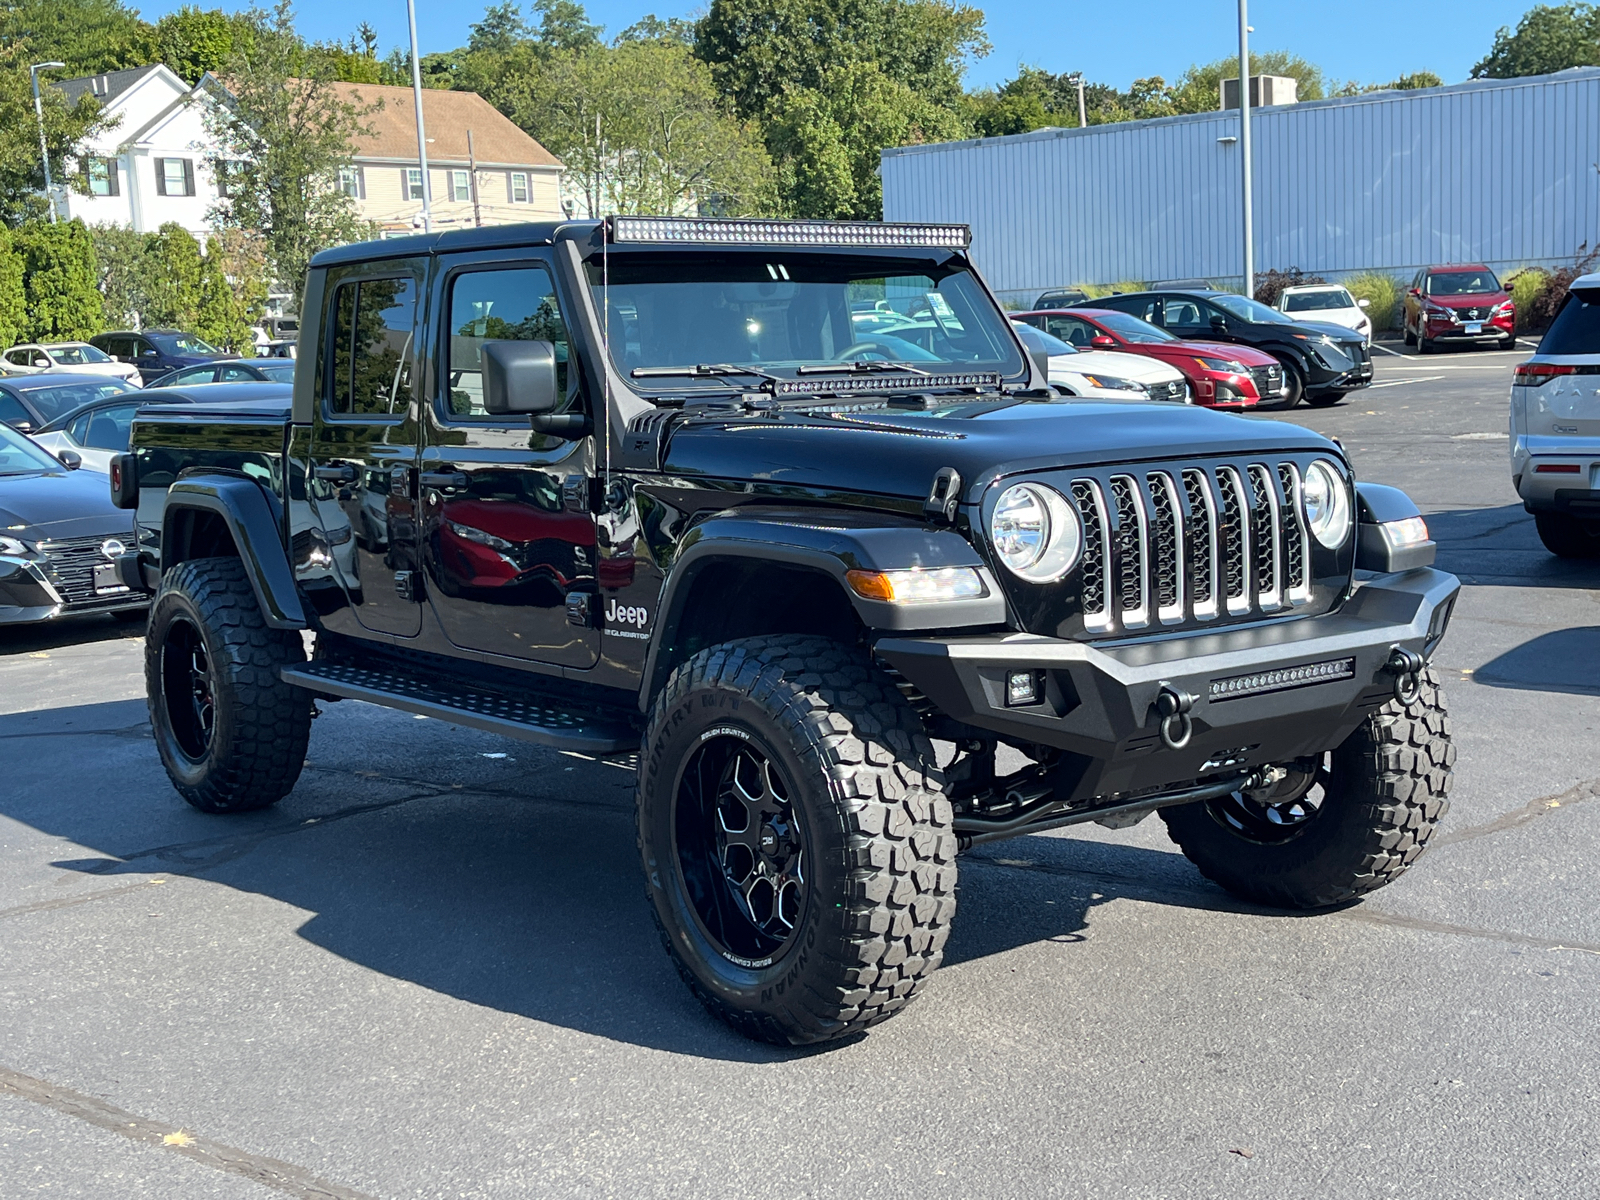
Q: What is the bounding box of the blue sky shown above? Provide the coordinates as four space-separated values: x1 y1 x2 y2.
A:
133 0 1524 91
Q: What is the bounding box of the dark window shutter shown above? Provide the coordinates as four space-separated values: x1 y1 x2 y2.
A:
106 158 120 197
358 167 366 200
154 158 167 197
182 158 194 196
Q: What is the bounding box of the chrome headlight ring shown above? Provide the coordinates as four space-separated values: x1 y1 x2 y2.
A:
1302 459 1353 549
989 482 1083 583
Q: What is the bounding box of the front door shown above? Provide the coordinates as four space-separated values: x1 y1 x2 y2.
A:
305 260 426 638
419 256 599 668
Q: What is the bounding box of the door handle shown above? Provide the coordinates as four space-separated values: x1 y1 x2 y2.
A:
313 463 359 483
419 470 469 489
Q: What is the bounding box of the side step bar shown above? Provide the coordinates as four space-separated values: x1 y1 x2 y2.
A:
281 662 638 755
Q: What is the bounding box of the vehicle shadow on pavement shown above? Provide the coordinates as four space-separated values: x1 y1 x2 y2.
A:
1474 627 1600 697
0 612 145 656
2 699 1252 1060
1427 504 1600 589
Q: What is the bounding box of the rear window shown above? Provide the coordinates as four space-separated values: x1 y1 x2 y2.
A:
1538 292 1600 356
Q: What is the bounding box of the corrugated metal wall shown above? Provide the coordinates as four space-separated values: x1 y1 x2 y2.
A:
881 69 1600 301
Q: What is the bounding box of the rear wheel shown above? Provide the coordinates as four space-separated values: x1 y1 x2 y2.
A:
147 557 311 813
1160 669 1453 908
638 635 957 1044
1403 320 1416 347
1535 512 1600 558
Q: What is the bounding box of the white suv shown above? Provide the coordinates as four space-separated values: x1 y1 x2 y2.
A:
1509 272 1600 557
1275 284 1373 346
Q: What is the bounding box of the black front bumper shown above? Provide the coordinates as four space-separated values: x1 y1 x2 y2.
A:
877 567 1458 799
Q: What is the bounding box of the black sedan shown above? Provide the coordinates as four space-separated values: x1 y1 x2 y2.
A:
1083 289 1373 409
0 373 141 435
147 358 296 388
0 421 146 624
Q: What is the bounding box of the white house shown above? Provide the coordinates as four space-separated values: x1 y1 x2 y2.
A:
52 64 224 237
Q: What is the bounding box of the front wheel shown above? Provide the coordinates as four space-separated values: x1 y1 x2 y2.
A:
146 556 312 813
637 636 957 1045
1160 668 1453 908
1256 360 1303 411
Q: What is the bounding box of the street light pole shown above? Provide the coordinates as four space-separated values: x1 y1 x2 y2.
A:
405 0 432 233
1237 0 1253 299
31 62 67 224
1068 73 1086 129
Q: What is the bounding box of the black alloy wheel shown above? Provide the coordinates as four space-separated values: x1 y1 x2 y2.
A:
160 616 216 762
1204 756 1328 845
675 735 808 965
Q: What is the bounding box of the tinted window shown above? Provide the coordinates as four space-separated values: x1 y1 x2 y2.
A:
1427 270 1500 296
0 392 30 426
328 278 417 417
148 333 219 355
219 364 260 381
20 380 138 423
1041 315 1100 346
77 403 142 450
1538 292 1600 355
4 349 29 366
446 267 568 419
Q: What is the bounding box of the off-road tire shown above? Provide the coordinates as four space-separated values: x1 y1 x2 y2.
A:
637 635 957 1045
146 556 311 813
1535 512 1600 558
1160 668 1454 908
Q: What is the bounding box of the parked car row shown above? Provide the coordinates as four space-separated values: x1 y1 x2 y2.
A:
3 329 300 389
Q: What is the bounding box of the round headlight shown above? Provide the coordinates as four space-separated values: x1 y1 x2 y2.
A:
989 483 1082 582
1302 460 1352 548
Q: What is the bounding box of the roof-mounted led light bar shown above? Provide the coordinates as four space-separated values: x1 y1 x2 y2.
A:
609 216 971 250
774 372 1000 395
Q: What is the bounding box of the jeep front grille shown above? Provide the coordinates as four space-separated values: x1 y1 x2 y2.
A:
1067 461 1318 636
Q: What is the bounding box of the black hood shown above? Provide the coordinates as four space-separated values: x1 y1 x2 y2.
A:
660 396 1341 503
1292 319 1367 342
0 468 132 542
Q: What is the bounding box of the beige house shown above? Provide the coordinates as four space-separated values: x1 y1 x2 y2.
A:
329 83 563 234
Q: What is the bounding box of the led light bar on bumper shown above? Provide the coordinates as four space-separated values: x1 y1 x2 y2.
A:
609 216 971 249
1209 657 1356 701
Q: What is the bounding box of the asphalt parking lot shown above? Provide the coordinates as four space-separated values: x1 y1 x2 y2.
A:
2 338 1597 1199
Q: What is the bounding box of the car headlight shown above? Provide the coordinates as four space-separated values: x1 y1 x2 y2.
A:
1301 460 1352 549
989 483 1082 583
1195 356 1249 373
1078 373 1142 393
0 535 31 556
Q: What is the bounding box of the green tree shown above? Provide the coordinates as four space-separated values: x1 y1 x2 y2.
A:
0 41 112 227
469 2 531 52
616 14 695 45
143 223 205 329
0 0 155 78
14 219 103 341
1386 70 1444 89
90 223 152 327
204 1 377 299
1473 3 1600 77
203 228 270 349
534 0 603 52
1166 51 1329 113
154 6 239 83
0 226 25 348
195 246 252 351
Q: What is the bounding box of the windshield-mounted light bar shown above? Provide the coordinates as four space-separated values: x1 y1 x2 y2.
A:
774 372 1000 396
609 216 971 250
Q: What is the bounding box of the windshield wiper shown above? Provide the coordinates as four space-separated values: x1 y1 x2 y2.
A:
795 361 930 377
630 363 784 386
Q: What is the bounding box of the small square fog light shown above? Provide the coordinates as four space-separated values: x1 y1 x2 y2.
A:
1005 670 1040 707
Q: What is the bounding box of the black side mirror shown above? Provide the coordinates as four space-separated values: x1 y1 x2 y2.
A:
1209 314 1227 331
57 449 82 470
481 339 584 436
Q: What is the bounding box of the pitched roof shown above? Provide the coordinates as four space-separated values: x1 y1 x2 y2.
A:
327 82 561 168
53 65 168 108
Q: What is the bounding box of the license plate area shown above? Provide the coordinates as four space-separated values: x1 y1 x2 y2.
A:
93 563 130 595
1464 321 1482 334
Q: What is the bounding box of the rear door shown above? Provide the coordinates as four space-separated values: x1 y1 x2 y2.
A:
305 257 427 639
419 253 598 668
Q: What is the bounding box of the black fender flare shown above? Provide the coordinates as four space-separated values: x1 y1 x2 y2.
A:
1261 341 1313 380
1354 482 1436 572
161 473 307 629
640 507 1007 706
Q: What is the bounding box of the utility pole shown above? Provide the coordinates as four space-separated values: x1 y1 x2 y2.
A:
1238 0 1254 299
467 128 482 228
31 62 66 224
405 0 432 233
1068 73 1086 129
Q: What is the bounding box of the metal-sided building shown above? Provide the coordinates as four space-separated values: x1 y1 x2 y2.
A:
880 67 1600 305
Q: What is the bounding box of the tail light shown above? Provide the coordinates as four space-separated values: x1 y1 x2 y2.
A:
1514 363 1575 387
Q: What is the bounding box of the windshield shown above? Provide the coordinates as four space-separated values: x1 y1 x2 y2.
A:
1092 310 1176 343
150 333 220 355
589 252 1026 387
1428 270 1500 296
1283 289 1356 312
1210 294 1295 325
48 343 111 364
0 423 65 475
25 379 138 425
1011 321 1075 356
1539 292 1600 355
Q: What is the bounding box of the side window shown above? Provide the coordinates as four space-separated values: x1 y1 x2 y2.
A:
31 351 50 367
1164 300 1205 330
0 393 29 426
176 367 215 384
81 404 139 451
326 276 418 417
1044 315 1095 346
4 349 26 366
220 364 259 381
444 266 570 420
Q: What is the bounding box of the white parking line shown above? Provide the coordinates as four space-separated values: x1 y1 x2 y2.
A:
1366 376 1444 388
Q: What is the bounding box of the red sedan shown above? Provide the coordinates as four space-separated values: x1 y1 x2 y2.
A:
1013 308 1286 409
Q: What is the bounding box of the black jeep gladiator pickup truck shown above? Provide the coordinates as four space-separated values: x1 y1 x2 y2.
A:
109 217 1458 1045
